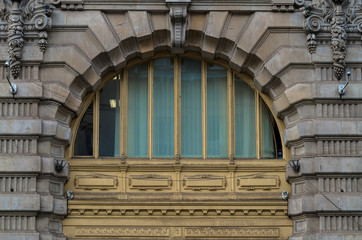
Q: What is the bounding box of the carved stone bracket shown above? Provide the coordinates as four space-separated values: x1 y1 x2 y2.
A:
166 0 191 54
0 0 59 79
298 0 362 80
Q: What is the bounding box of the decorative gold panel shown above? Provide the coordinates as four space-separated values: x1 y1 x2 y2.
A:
74 174 118 190
129 174 172 191
237 174 280 191
183 174 226 191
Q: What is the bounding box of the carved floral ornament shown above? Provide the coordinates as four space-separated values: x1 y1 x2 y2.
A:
0 0 59 79
297 0 362 80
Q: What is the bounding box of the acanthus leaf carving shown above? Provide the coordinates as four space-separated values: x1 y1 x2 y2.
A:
300 0 362 80
0 0 58 79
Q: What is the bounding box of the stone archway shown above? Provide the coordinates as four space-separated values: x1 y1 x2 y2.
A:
3 2 360 240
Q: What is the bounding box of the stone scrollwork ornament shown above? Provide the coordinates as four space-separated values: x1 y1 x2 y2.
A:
299 0 362 80
166 0 191 54
0 0 58 79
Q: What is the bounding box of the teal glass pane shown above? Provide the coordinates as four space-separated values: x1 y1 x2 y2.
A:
207 63 228 158
74 102 93 156
181 58 202 158
99 77 121 157
153 58 174 158
127 63 148 157
235 77 256 158
262 101 276 158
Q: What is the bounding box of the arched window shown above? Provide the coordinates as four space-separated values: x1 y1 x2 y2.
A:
73 57 282 160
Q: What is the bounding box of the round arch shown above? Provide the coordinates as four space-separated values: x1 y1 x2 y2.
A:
63 52 292 239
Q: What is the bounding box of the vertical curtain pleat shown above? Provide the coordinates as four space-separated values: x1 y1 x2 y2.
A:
207 63 228 158
127 63 148 157
262 102 276 158
153 58 174 158
235 77 256 158
99 78 121 157
181 59 202 158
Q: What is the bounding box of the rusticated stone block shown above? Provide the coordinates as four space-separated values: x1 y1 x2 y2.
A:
0 156 41 173
0 194 40 211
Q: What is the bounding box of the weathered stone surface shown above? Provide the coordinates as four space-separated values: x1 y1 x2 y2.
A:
0 194 40 211
0 156 41 173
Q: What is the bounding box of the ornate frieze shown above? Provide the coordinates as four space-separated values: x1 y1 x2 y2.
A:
76 227 170 237
299 0 362 80
166 0 190 54
0 0 58 79
185 227 280 238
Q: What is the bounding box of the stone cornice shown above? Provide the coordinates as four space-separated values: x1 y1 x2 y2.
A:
64 0 295 12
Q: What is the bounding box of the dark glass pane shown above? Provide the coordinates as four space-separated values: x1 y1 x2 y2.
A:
74 102 93 156
99 77 121 157
262 101 276 158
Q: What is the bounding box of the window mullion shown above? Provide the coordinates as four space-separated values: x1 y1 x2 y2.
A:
148 60 154 159
256 92 261 159
201 60 207 159
94 90 100 158
227 70 234 160
174 56 181 158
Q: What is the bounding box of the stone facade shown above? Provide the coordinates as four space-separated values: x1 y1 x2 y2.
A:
0 0 360 239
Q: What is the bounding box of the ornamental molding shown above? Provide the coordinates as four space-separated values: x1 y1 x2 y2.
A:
297 0 362 80
185 227 280 238
0 0 59 79
166 0 191 54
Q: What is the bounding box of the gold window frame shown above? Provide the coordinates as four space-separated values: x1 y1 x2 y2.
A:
67 52 288 162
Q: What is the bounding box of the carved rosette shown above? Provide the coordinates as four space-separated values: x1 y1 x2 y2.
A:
0 0 58 79
166 0 191 54
299 0 361 80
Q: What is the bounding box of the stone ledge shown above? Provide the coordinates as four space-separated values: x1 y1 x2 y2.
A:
289 193 362 215
0 156 41 173
0 119 42 135
0 233 39 240
0 194 40 211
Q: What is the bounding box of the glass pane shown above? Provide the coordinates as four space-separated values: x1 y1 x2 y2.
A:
262 101 276 158
235 76 256 158
74 102 93 156
153 58 174 158
181 58 202 158
127 63 148 157
207 63 228 158
99 77 121 157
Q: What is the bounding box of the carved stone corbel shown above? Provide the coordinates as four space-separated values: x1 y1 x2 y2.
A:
0 0 58 79
298 0 362 80
166 0 191 54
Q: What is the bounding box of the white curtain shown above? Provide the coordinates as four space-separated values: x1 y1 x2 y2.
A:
235 76 256 158
127 63 148 157
181 59 202 158
153 58 174 158
207 63 228 158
